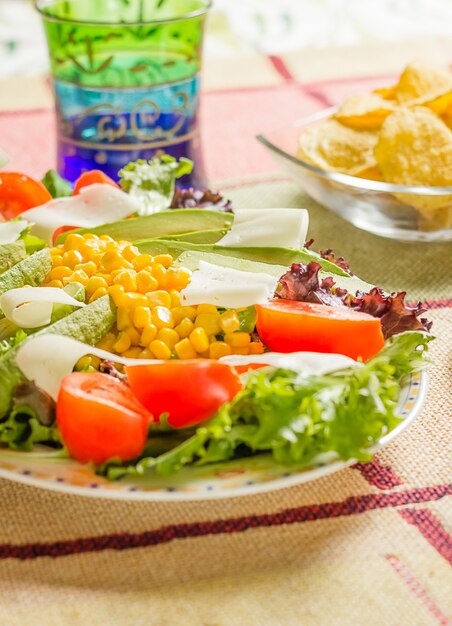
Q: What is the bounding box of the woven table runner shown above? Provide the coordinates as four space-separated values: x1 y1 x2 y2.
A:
0 36 451 626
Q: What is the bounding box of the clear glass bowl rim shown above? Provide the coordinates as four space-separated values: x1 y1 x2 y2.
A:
35 0 212 26
257 107 452 196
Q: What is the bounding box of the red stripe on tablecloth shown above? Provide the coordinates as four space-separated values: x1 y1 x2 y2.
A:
353 459 403 490
386 555 451 626
0 483 450 560
399 509 452 566
267 55 333 106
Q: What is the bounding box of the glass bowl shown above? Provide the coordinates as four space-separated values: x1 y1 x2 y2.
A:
257 108 452 242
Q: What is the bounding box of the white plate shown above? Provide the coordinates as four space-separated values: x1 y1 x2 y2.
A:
0 371 426 500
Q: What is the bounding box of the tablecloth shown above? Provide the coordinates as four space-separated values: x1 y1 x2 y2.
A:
0 36 451 626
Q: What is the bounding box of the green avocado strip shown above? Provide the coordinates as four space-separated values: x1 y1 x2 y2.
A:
57 210 234 244
0 295 116 420
0 241 27 275
0 249 52 297
136 239 348 277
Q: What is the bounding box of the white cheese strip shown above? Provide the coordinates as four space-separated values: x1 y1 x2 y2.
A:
220 351 358 375
21 183 140 243
216 208 309 249
0 287 85 328
0 220 29 245
180 260 277 308
15 335 160 400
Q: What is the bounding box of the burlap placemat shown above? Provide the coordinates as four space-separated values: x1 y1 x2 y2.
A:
0 177 450 626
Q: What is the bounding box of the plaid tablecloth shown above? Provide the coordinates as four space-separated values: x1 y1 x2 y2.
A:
0 37 451 626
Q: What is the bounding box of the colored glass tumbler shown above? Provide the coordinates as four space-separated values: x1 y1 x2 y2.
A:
36 0 211 185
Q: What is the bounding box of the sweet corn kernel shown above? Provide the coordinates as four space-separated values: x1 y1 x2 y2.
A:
122 347 142 359
153 254 173 268
220 310 241 334
209 341 232 359
172 305 197 324
62 250 83 269
97 272 113 286
133 253 154 271
117 308 132 331
83 233 99 240
108 284 125 306
63 269 89 286
100 250 133 271
113 269 137 292
89 287 108 302
46 279 64 289
75 355 102 371
136 270 158 294
149 339 171 360
157 328 179 350
249 342 265 355
195 313 221 336
175 338 197 360
113 331 131 353
50 246 63 256
152 306 174 329
121 292 149 309
140 324 158 346
174 317 194 339
96 332 116 351
50 255 64 267
64 233 86 251
100 234 114 242
83 248 104 264
132 306 152 329
140 349 154 359
74 261 97 277
189 327 210 353
166 266 191 290
224 332 251 348
124 326 141 346
169 288 180 307
151 262 167 288
49 266 73 281
231 347 250 355
122 244 140 262
86 275 109 296
196 304 218 315
147 290 171 309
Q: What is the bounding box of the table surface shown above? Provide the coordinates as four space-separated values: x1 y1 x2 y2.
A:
0 37 451 626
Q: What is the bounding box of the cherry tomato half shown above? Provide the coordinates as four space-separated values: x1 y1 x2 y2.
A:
126 360 243 428
57 372 153 465
0 172 52 220
73 170 119 195
256 299 385 362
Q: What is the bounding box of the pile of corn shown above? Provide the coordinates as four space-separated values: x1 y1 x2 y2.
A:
43 233 264 360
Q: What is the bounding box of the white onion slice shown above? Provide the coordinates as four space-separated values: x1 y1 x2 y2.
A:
15 334 160 400
0 287 85 328
21 183 140 243
0 220 29 244
220 351 358 376
217 208 309 249
180 260 277 308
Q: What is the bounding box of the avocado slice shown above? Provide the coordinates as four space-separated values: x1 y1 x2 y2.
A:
57 209 234 244
0 241 27 275
162 228 228 244
136 239 349 277
0 249 52 297
0 295 115 420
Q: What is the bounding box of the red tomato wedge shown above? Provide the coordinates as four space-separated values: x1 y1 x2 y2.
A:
0 172 52 220
57 372 152 465
73 170 119 194
126 360 243 428
256 299 385 362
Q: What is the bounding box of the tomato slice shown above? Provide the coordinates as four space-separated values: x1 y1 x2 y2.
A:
0 172 52 219
126 360 243 428
73 170 119 195
256 299 385 362
57 372 152 465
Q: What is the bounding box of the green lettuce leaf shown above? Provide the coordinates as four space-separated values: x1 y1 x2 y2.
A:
41 169 72 198
104 331 432 480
